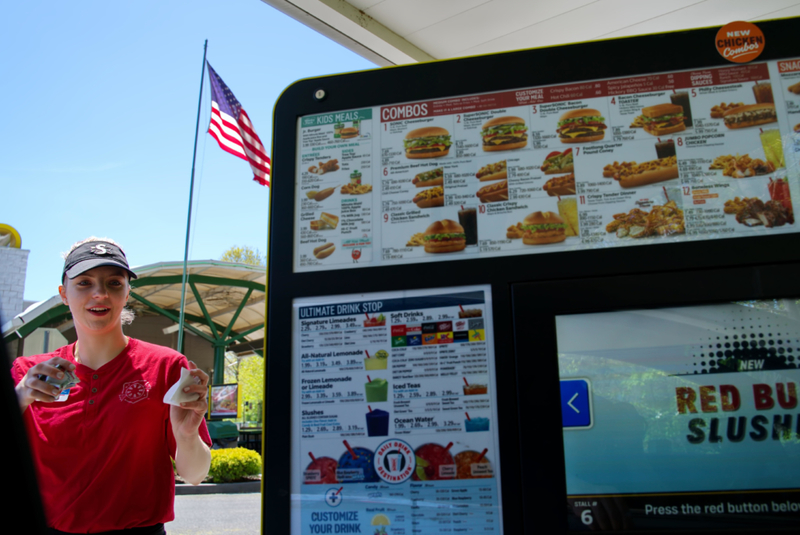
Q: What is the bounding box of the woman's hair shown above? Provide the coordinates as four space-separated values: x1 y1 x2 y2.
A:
63 236 136 325
120 308 135 325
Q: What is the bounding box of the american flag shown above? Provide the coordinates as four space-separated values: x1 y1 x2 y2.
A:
206 62 270 186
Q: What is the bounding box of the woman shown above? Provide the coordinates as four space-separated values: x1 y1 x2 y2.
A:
12 238 212 534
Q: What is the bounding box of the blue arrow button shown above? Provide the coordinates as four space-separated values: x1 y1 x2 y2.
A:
560 378 592 429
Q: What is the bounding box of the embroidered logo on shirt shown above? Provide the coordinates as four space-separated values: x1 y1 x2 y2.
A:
120 380 151 404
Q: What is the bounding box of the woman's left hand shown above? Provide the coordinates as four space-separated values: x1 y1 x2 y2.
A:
170 361 209 440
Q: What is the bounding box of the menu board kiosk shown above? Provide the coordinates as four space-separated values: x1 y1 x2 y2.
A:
264 17 800 533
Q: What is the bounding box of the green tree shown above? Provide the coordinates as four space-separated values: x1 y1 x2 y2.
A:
223 351 264 422
238 354 265 422
239 355 264 403
223 351 239 384
220 245 265 266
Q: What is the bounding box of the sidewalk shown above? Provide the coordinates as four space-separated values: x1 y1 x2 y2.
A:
171 493 261 535
175 480 261 495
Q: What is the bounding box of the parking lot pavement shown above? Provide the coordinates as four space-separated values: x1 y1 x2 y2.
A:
168 492 262 535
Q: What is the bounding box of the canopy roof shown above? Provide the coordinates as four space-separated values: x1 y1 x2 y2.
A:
128 260 266 346
261 0 800 66
3 260 266 348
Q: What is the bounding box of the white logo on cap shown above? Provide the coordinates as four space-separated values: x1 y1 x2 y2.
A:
90 244 110 255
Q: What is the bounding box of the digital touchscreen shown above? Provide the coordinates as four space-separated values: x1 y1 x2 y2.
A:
557 299 800 530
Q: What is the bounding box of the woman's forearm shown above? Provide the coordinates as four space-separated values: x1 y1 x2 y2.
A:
175 434 211 485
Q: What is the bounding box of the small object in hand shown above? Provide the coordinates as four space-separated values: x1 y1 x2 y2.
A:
39 364 80 402
163 368 201 406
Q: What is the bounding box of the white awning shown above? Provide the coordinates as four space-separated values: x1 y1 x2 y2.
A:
260 0 800 66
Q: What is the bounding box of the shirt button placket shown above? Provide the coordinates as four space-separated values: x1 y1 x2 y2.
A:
88 374 100 413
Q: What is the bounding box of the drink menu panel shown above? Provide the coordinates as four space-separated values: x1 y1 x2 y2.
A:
290 286 503 535
294 59 800 272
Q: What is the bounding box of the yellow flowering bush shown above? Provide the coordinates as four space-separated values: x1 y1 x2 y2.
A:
208 447 262 482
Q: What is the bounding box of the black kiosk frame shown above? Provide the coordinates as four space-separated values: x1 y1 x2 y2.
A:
265 17 800 534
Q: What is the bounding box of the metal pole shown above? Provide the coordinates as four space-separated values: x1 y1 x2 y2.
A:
178 39 208 354
214 344 225 385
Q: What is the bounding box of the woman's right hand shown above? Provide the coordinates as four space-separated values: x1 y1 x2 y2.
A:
16 357 77 412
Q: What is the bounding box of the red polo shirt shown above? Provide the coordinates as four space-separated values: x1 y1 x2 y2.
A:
12 338 212 533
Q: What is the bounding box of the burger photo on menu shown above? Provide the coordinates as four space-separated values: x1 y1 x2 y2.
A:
476 160 507 182
543 173 576 196
557 109 606 143
340 127 359 139
413 186 445 208
640 103 686 136
520 211 567 245
412 167 444 187
722 104 777 129
404 127 452 159
480 116 528 151
540 149 574 174
423 219 466 253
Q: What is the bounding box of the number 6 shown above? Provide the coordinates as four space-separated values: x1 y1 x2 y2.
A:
581 509 593 525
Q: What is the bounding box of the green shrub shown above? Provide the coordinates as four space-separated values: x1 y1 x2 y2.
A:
208 448 262 482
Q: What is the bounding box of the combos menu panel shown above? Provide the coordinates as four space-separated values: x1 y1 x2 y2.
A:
294 59 800 273
290 286 502 535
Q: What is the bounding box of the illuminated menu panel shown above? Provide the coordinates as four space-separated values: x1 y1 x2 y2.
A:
290 286 503 535
294 60 800 272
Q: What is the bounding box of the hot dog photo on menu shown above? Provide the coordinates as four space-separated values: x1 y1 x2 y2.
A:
573 132 681 191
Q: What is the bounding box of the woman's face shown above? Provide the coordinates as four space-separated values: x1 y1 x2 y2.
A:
58 266 131 336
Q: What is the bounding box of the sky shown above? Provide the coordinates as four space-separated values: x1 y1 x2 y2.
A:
1 0 375 304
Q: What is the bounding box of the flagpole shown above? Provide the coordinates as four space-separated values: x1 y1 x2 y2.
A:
178 39 208 354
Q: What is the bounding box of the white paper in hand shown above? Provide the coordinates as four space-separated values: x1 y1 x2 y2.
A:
163 367 201 406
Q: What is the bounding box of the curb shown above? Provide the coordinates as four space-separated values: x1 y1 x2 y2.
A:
176 481 261 495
